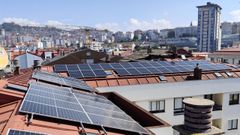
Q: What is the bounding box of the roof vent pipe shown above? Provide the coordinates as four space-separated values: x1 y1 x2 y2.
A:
13 60 20 75
194 63 202 80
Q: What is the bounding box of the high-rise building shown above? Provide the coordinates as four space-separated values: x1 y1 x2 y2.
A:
197 2 222 52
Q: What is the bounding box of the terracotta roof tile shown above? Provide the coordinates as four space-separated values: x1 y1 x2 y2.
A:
107 80 119 87
174 75 184 82
202 74 209 80
220 72 228 78
205 73 217 80
118 79 129 86
165 76 176 82
137 78 149 84
234 72 240 77
7 69 33 87
232 72 239 78
85 81 98 88
96 80 109 87
146 77 159 84
127 78 140 85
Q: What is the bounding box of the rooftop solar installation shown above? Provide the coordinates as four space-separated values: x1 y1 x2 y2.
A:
32 71 93 92
19 82 149 134
8 129 48 135
54 60 231 78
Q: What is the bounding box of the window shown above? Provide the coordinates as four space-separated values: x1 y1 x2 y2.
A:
174 97 185 115
229 94 239 105
228 119 238 130
150 100 165 113
204 94 213 100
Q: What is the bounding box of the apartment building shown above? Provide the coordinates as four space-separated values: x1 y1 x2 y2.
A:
47 59 240 134
208 46 240 65
197 2 222 52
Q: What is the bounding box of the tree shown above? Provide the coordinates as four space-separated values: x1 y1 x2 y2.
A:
132 35 138 41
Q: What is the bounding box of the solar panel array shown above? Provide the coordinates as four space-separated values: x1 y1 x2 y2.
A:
32 71 92 92
19 82 149 134
54 61 231 78
8 129 47 135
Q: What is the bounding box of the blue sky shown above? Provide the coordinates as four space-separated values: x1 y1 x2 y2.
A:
1 0 240 31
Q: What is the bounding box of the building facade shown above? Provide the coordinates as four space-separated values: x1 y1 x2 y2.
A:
197 2 222 52
98 77 240 135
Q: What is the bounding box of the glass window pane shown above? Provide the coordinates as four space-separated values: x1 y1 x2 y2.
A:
175 98 183 109
160 101 165 110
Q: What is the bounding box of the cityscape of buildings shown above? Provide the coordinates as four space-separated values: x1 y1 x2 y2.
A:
0 1 240 135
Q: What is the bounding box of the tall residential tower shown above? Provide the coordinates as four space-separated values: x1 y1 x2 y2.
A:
197 2 222 52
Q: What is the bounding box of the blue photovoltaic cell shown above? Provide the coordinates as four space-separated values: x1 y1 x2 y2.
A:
89 64 103 70
19 82 149 134
93 70 107 77
66 64 79 71
81 70 95 77
120 62 133 68
110 63 124 69
114 68 130 76
68 70 83 78
99 63 113 70
127 68 141 75
78 64 91 70
54 64 67 72
136 68 151 74
8 129 48 135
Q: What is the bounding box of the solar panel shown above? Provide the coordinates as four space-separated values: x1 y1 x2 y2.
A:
8 129 48 135
66 64 79 71
54 60 231 78
99 63 113 70
54 64 67 72
32 71 92 92
68 70 83 78
92 70 107 77
127 68 141 75
78 64 91 70
82 70 96 78
19 82 149 135
114 68 130 76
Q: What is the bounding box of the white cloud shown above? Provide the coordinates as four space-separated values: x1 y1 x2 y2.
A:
128 18 171 31
96 18 171 32
95 22 120 32
2 17 40 26
191 20 198 26
46 20 64 26
230 10 240 22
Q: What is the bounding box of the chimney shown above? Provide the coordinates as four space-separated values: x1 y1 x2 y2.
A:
13 60 20 75
193 63 202 80
33 60 41 70
173 98 224 135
